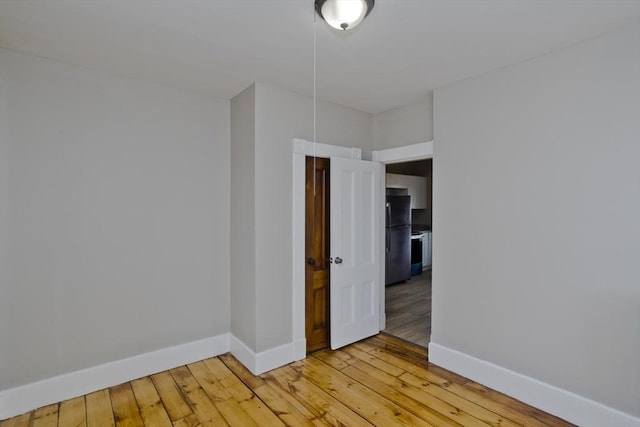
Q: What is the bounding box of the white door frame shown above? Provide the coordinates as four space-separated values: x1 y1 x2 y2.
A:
291 139 433 361
372 141 433 331
291 138 362 361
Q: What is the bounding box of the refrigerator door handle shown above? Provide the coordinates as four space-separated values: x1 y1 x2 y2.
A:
386 202 391 226
386 228 390 252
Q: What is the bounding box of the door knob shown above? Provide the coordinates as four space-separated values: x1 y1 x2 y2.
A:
334 257 343 264
307 258 315 266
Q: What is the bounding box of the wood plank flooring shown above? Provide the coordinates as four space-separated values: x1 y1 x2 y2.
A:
384 270 431 347
1 334 574 427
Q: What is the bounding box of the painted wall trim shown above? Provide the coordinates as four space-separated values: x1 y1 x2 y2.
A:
229 334 257 373
291 138 362 361
0 333 230 420
293 138 362 159
372 141 433 164
293 338 307 362
230 334 298 375
429 342 640 427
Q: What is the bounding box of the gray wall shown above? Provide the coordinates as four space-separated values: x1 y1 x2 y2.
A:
432 24 640 417
0 50 9 387
0 49 231 389
252 82 373 352
230 84 257 349
373 94 433 150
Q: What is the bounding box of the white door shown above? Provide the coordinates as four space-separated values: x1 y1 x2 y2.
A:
330 157 382 349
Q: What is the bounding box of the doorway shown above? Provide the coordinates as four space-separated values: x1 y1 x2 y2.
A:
383 159 433 348
292 139 431 362
373 141 434 352
303 154 383 352
292 139 362 361
384 159 433 347
305 156 330 352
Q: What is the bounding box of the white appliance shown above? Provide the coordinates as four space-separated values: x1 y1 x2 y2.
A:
422 231 432 270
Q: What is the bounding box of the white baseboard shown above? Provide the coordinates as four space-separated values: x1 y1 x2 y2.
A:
230 334 300 375
0 333 230 420
428 342 640 427
229 334 257 373
293 338 307 361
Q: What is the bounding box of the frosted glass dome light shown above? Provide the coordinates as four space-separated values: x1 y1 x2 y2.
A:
315 0 375 31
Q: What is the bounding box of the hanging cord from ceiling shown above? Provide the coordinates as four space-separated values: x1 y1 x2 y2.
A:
313 8 317 196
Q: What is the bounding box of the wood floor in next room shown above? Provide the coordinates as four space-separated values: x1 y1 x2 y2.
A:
0 334 574 427
385 269 432 347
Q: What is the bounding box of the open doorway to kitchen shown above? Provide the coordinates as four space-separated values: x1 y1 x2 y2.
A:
373 141 434 350
383 159 433 348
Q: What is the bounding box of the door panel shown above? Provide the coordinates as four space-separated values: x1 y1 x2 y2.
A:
330 157 382 350
305 157 330 352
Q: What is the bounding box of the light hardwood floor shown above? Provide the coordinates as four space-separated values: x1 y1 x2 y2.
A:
1 334 574 426
384 270 431 347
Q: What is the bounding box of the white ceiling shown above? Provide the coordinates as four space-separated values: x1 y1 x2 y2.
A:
0 0 638 114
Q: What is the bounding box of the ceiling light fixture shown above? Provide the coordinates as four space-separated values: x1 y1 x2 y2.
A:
315 0 375 31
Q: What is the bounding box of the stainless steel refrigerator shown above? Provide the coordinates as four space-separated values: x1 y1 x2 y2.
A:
385 195 411 285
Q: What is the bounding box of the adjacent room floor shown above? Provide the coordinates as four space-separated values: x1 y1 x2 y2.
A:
384 269 431 348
